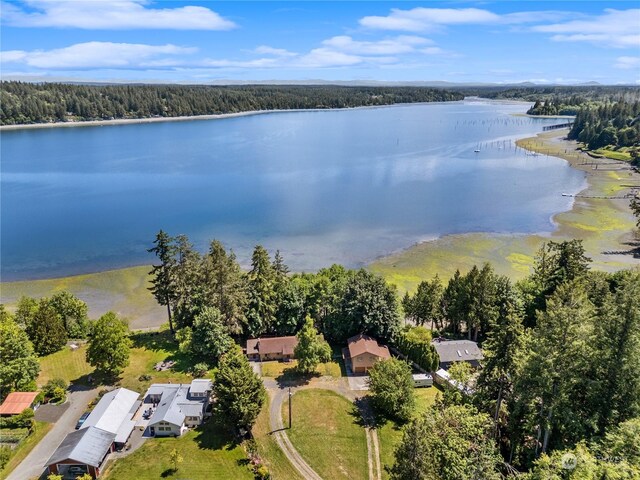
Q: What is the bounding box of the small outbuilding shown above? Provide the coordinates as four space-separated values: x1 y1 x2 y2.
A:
412 373 433 388
246 336 298 361
46 426 115 479
345 334 391 374
432 339 483 369
0 392 39 416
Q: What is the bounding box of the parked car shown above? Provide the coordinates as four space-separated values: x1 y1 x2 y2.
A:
75 412 90 429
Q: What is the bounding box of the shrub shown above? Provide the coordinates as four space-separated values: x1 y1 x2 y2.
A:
138 374 152 382
192 362 209 377
395 326 440 372
43 378 67 401
255 464 270 479
0 408 35 429
0 445 12 471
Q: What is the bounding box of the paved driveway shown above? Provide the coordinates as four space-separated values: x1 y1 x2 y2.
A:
7 387 98 480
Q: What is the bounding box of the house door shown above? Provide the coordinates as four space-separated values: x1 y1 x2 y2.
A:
150 426 155 436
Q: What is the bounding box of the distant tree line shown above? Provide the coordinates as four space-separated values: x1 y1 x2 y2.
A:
466 85 640 104
0 81 463 125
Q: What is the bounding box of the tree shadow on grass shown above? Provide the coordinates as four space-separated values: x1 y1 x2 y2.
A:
275 368 319 388
193 418 243 452
130 330 196 375
351 396 396 429
160 468 177 478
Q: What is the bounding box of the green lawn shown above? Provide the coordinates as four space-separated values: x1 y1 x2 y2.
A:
377 386 441 480
283 389 368 480
260 359 342 379
0 421 53 480
103 420 253 480
252 395 304 480
37 344 93 386
37 329 208 392
117 330 201 392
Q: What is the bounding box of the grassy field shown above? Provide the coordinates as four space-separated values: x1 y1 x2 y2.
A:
371 130 639 294
252 395 304 480
0 422 52 480
260 359 342 379
37 330 204 392
0 266 164 330
37 344 93 386
377 386 441 480
102 420 253 480
282 389 368 480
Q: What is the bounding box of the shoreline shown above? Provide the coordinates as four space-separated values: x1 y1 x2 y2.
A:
370 128 639 291
0 102 452 131
0 98 532 131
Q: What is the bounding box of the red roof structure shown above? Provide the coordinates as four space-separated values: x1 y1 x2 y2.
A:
0 392 38 415
246 336 298 357
347 334 391 360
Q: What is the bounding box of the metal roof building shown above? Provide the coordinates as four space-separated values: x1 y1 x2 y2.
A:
81 387 140 445
46 426 115 478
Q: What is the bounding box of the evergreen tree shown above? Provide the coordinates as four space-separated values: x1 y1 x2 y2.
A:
213 346 266 431
148 230 178 334
203 240 247 335
246 245 277 337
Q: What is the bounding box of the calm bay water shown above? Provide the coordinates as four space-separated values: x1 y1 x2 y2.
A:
0 99 586 281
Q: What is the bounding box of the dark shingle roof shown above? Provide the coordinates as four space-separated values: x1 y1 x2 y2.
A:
433 340 483 364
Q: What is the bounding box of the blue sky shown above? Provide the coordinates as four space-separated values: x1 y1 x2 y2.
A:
1 1 639 84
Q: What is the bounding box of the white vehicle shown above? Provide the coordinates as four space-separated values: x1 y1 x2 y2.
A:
412 373 433 388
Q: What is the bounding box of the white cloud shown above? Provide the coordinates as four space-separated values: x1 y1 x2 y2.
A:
0 42 196 69
532 9 640 48
321 35 432 55
615 56 640 70
360 8 500 32
0 0 236 30
254 46 298 57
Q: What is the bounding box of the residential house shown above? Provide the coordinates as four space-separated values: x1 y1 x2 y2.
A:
80 387 140 448
0 392 39 416
246 336 298 361
145 379 213 437
345 334 391 374
46 426 114 479
432 339 484 369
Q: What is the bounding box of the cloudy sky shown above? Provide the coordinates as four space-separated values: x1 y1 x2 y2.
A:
1 1 639 84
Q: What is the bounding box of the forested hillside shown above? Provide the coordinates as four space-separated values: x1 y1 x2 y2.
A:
0 82 463 125
568 100 640 161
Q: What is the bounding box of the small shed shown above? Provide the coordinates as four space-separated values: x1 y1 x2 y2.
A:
0 392 39 416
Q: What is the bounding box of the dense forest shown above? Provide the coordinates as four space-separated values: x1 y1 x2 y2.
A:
568 100 640 157
0 81 463 125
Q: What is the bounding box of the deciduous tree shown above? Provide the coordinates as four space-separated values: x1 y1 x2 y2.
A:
294 316 331 374
368 358 415 422
86 312 131 377
0 311 40 394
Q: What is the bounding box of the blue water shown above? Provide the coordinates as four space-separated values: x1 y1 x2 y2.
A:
0 99 586 281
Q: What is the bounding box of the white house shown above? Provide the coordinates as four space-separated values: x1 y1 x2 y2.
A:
145 379 212 437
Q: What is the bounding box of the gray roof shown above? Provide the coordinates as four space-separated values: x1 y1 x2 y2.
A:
81 388 139 435
46 427 115 467
433 340 483 364
190 379 212 394
146 382 210 427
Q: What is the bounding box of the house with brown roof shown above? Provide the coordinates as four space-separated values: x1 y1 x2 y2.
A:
345 334 391 374
0 392 39 416
246 336 298 361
